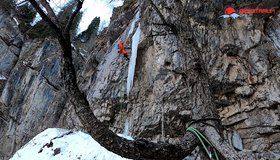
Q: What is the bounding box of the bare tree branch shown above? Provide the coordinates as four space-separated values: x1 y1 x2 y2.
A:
147 0 177 34
64 0 83 34
68 89 200 159
27 0 61 36
147 0 168 25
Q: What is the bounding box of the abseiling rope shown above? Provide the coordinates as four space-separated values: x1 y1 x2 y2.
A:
187 127 220 160
119 78 124 128
119 62 129 128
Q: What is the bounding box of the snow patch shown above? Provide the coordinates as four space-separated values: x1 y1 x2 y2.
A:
127 24 141 96
71 43 76 50
12 17 19 26
11 128 131 160
0 75 7 80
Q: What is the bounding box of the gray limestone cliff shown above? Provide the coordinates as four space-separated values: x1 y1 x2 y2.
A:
0 0 280 159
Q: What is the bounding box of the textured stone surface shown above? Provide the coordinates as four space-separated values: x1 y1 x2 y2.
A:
235 85 254 97
0 0 280 159
0 39 67 158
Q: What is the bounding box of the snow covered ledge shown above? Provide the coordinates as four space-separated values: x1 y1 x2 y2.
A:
11 128 132 160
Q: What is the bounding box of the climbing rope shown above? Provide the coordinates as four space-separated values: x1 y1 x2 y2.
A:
116 38 130 128
119 62 129 128
119 78 125 128
186 127 219 160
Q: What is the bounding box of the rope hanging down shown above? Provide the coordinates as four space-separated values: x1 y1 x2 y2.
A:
186 127 220 160
119 62 129 128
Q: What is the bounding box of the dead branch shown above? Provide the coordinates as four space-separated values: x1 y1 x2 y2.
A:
147 0 177 34
27 0 61 37
64 0 83 34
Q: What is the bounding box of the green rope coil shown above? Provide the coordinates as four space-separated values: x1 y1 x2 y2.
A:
187 127 219 160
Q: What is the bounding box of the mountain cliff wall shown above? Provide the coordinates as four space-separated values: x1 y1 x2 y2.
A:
0 0 280 159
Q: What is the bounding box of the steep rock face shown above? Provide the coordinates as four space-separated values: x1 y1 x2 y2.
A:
0 9 22 89
0 0 280 159
0 39 67 158
0 9 23 157
83 0 280 158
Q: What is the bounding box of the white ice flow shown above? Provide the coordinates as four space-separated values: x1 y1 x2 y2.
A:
10 128 131 160
117 118 134 140
128 11 140 36
127 24 141 96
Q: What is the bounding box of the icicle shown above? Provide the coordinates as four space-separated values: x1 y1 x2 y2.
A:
117 118 134 140
126 24 141 96
123 118 129 137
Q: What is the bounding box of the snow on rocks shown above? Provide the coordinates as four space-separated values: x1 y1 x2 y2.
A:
0 74 7 80
11 128 131 160
12 17 19 26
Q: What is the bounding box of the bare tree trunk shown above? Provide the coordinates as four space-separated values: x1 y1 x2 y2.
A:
61 50 199 160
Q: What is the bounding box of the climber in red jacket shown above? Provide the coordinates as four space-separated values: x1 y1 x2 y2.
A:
118 39 129 60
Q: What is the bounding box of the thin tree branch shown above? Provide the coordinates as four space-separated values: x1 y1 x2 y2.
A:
27 0 61 36
27 0 76 58
147 0 177 34
64 0 83 33
147 0 168 25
